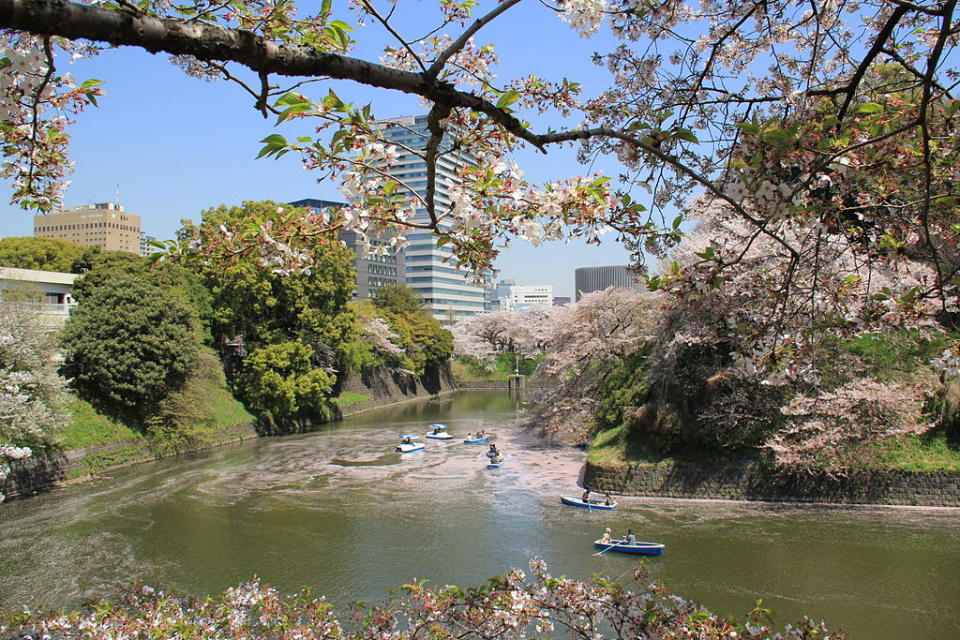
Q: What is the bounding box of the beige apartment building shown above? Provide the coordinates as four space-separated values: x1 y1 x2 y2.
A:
33 202 141 254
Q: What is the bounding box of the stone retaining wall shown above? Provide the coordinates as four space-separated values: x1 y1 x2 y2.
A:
583 460 960 507
2 420 258 501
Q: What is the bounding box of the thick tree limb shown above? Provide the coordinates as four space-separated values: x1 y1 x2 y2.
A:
0 0 431 95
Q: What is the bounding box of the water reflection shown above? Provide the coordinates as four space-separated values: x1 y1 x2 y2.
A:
0 391 957 639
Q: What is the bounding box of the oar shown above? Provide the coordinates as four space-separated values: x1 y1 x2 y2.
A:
593 540 622 556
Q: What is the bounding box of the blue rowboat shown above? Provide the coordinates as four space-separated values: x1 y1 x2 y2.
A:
463 436 490 444
425 423 453 439
396 435 425 453
593 539 665 555
486 456 505 469
561 496 617 510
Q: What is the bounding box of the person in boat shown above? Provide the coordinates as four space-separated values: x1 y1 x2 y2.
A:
625 529 637 545
401 436 412 445
581 489 591 503
486 443 502 463
604 493 613 506
600 527 613 545
464 432 473 441
432 426 442 435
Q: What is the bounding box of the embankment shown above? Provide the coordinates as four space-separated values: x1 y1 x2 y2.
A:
583 460 960 507
2 364 457 501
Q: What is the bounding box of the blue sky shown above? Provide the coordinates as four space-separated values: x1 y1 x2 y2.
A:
0 2 639 298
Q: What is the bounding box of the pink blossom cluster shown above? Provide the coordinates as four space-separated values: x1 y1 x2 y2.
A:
0 559 846 640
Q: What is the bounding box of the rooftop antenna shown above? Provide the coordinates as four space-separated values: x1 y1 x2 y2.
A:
115 183 121 206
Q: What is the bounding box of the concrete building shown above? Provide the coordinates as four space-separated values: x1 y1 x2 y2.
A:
379 115 491 322
288 198 405 300
139 232 158 257
0 267 77 329
492 280 554 312
552 296 571 307
574 265 645 301
34 202 141 255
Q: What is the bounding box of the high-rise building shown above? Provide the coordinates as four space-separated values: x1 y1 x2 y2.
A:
288 198 405 300
379 115 491 322
574 265 645 301
33 202 141 254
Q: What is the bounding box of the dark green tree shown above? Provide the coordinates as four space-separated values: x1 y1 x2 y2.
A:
0 236 85 272
59 270 201 426
373 285 453 375
178 201 357 429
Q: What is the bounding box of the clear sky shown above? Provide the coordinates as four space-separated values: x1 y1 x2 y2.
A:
0 2 642 299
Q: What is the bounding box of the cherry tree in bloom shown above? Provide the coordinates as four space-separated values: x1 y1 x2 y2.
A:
0 297 67 501
451 306 561 362
527 287 662 442
632 194 950 464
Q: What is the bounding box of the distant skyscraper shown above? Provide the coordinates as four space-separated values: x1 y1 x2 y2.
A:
574 265 645 301
288 198 405 300
34 202 141 254
379 115 491 322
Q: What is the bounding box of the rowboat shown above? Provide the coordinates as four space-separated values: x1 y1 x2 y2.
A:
425 423 453 440
560 496 618 510
463 435 490 444
593 539 665 555
486 455 505 469
396 435 425 453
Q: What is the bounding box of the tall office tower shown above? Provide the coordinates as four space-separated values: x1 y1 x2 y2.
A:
288 198 405 300
34 202 141 254
379 115 491 322
574 265 646 301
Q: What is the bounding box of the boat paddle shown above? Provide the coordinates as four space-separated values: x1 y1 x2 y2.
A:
593 540 622 556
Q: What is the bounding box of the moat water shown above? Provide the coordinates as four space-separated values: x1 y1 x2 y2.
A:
1 391 958 638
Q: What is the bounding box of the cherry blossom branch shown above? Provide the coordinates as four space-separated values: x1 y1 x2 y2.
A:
359 0 427 73
426 0 524 79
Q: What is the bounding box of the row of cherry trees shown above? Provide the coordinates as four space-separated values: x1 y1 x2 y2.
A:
453 185 953 463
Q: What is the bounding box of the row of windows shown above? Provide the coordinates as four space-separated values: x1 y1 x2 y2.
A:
368 277 399 287
407 264 468 276
421 298 487 309
365 252 398 264
366 264 398 277
409 286 486 299
406 243 453 254
37 222 138 232
406 276 469 286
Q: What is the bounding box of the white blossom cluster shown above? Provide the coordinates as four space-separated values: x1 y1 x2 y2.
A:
557 0 608 37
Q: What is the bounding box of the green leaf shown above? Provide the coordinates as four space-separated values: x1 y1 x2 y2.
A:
856 102 884 114
672 215 683 230
383 180 396 196
257 134 289 159
321 0 332 17
672 128 698 143
496 90 520 109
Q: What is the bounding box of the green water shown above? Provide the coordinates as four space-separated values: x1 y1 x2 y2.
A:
1 391 958 638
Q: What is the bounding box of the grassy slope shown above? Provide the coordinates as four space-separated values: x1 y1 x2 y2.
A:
58 358 256 478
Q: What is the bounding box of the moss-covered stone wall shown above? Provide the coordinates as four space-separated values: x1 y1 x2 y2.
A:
584 461 960 507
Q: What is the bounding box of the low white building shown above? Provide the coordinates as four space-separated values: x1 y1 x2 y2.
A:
494 282 554 312
0 267 77 329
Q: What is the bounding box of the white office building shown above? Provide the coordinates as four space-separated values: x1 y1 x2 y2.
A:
494 281 554 312
380 115 491 322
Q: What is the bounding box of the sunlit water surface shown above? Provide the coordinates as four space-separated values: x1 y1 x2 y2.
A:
1 392 958 638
